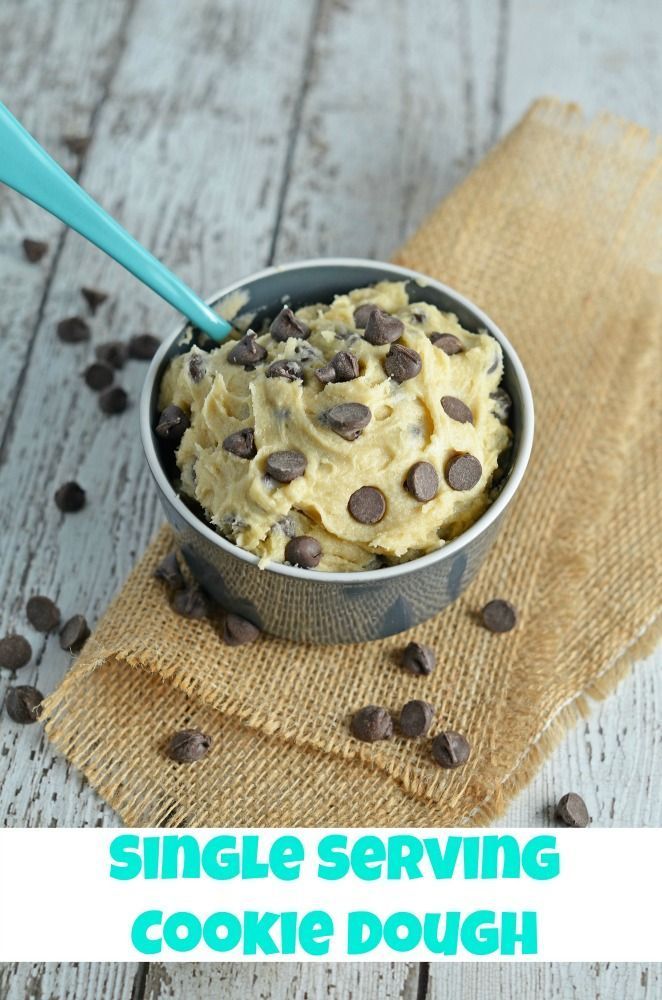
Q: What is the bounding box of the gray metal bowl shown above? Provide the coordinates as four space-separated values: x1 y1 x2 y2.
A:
140 258 534 644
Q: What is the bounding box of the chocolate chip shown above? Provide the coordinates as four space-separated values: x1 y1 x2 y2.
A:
490 387 512 423
95 341 128 369
399 700 435 738
353 303 379 328
266 359 304 381
222 427 256 459
166 729 211 763
26 596 61 633
22 238 49 263
0 635 32 671
57 316 90 344
187 353 206 382
348 486 386 524
316 351 360 384
270 307 310 342
445 453 482 491
285 536 322 569
401 641 436 676
5 685 43 724
383 343 421 383
265 450 307 483
54 481 86 513
556 792 590 828
364 309 404 345
441 396 473 424
84 362 114 391
314 362 336 384
350 705 393 742
431 731 471 769
409 307 428 323
99 385 128 415
228 332 268 366
172 586 209 620
155 405 189 444
81 287 108 313
223 612 261 646
154 551 185 590
481 599 517 633
62 134 90 156
404 462 439 502
59 614 90 652
129 333 161 360
430 333 463 355
324 402 372 441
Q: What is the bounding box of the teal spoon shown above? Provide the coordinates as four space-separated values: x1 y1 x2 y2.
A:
0 101 232 341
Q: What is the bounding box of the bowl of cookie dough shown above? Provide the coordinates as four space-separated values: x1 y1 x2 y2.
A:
140 259 534 644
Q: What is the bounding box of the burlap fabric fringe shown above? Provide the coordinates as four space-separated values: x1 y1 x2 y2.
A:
42 99 662 827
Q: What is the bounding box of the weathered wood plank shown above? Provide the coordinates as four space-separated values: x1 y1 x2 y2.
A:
0 961 143 1000
429 960 659 998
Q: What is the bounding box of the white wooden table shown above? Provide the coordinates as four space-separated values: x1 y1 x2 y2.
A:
1 1 660 996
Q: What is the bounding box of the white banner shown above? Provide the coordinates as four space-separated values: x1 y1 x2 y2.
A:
0 828 660 962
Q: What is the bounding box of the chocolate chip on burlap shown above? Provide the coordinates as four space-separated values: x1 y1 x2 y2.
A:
84 362 114 391
5 685 43 724
0 635 32 671
172 587 209 620
363 309 404 345
445 453 482 491
383 343 421 383
223 613 261 646
266 450 307 483
57 316 90 344
399 700 435 738
404 462 439 502
223 428 257 460
348 486 386 524
59 615 90 653
270 307 310 342
154 551 185 590
22 238 49 263
129 333 160 360
99 386 128 415
54 481 86 513
401 641 436 676
350 706 393 742
556 792 590 828
353 303 379 328
481 598 517 633
166 729 211 763
155 405 189 444
431 731 471 769
95 341 128 369
228 332 268 366
266 359 304 381
81 287 108 314
187 353 206 383
315 351 359 384
430 332 463 355
285 536 322 569
324 402 372 441
26 596 61 633
441 396 473 424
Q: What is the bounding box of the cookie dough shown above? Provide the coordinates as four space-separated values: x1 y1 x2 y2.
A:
158 281 510 572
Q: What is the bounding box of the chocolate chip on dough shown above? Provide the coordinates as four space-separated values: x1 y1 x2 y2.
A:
315 351 359 384
556 792 590 828
81 287 108 313
57 316 90 344
22 238 49 263
223 612 261 646
324 402 372 441
383 344 421 383
481 598 517 633
0 635 32 671
441 396 473 424
166 729 211 763
95 340 128 369
430 332 463 355
405 462 439 502
54 481 86 513
223 427 257 460
401 641 436 676
348 486 386 524
172 586 209 620
26 596 61 633
154 551 185 590
269 307 310 342
265 450 307 483
155 405 189 444
490 387 512 424
187 353 206 383
350 705 393 742
399 700 435 738
445 453 482 491
228 332 267 366
59 614 90 652
5 685 43 724
285 536 322 569
99 386 128 415
84 362 114 391
353 303 379 328
363 309 404 345
129 333 160 360
266 359 304 381
431 731 471 769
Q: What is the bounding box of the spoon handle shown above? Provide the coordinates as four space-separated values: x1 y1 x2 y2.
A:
0 102 232 341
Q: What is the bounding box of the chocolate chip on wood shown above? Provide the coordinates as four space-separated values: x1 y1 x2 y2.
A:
441 396 473 424
95 341 128 369
26 596 61 633
54 481 86 513
228 332 268 366
223 428 257 459
399 700 435 738
155 405 189 444
22 238 49 263
223 613 261 646
166 729 211 763
81 287 108 313
84 362 114 391
129 333 161 360
57 316 90 344
445 453 482 491
0 635 32 671
405 462 439 502
266 450 307 483
363 309 404 345
99 386 128 415
430 332 463 355
153 551 185 590
401 641 436 675
350 705 393 742
59 614 90 652
270 307 310 342
5 685 43 724
556 792 590 828
348 486 386 524
383 344 421 383
431 731 471 769
324 402 372 441
481 599 517 633
285 536 322 569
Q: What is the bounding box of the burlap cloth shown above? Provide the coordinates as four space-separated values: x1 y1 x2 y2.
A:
41 99 662 827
